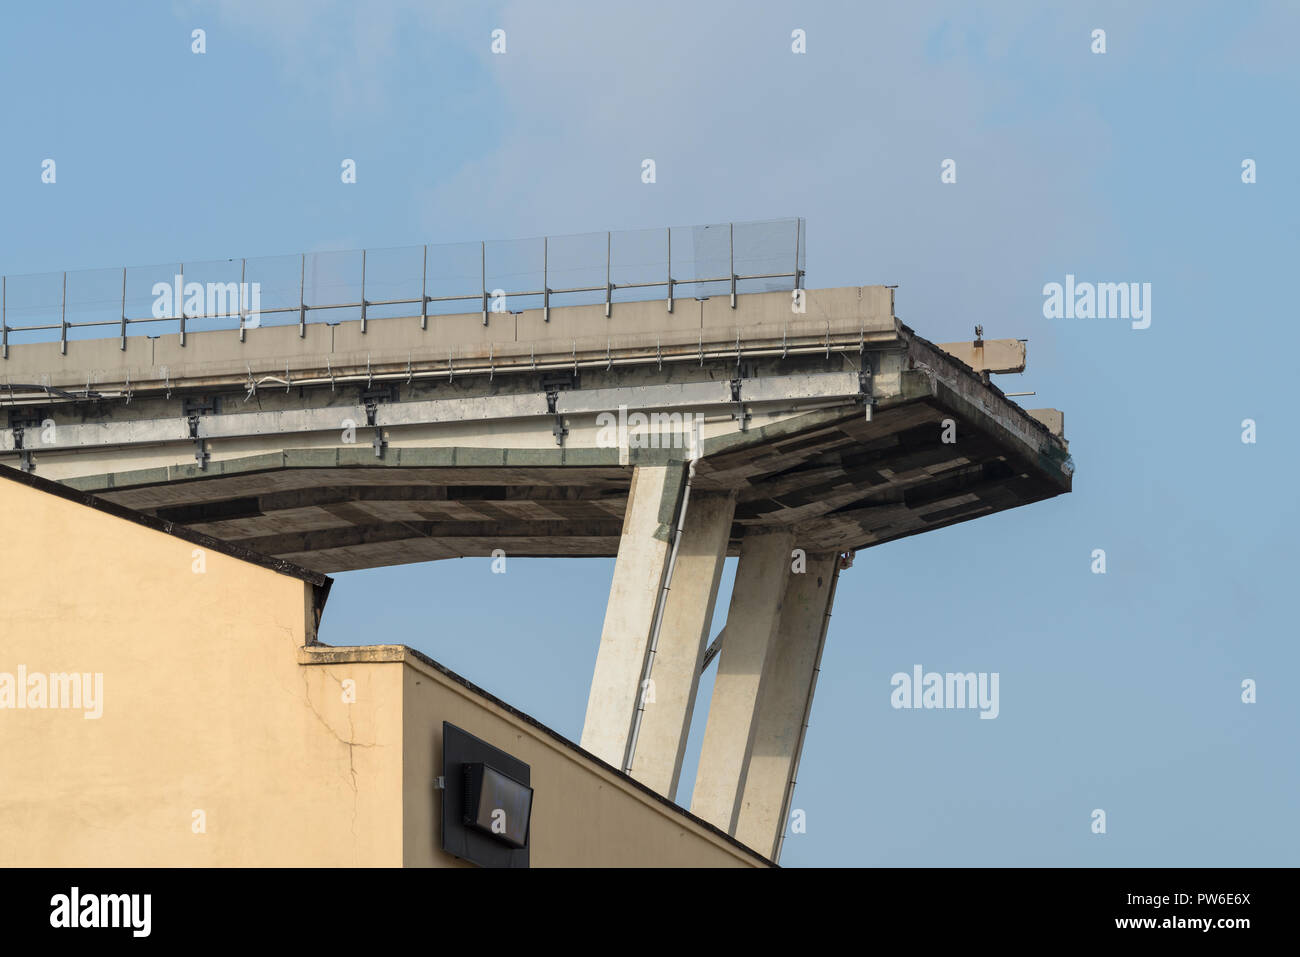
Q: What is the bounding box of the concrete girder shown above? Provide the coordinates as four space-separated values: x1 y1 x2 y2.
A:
0 371 866 455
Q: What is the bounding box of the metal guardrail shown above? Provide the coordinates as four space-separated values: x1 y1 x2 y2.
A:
0 218 805 358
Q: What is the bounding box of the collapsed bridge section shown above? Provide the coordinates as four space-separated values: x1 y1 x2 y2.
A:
0 281 1070 862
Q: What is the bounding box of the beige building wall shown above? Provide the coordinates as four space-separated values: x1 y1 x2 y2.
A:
0 468 767 868
0 472 404 866
394 650 764 867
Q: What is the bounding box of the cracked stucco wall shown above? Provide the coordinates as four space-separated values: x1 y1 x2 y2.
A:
0 476 404 866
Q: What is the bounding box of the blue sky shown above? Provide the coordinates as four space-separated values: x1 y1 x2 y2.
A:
3 1 1296 866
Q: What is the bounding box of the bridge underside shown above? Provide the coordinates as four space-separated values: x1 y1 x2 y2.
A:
73 390 1061 574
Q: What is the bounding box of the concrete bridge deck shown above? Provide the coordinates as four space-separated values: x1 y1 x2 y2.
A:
1 285 1069 572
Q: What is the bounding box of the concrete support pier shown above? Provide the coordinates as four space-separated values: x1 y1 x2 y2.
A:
626 490 736 798
689 529 794 833
580 464 684 767
734 553 841 859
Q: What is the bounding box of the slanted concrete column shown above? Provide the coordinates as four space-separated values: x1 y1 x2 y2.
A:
690 528 794 833
627 490 736 799
734 552 841 860
580 464 685 768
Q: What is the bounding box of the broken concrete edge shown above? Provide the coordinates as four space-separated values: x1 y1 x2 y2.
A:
900 322 1072 473
697 362 1070 493
0 462 334 625
934 337 1027 375
929 377 1072 489
298 641 776 868
1026 408 1064 439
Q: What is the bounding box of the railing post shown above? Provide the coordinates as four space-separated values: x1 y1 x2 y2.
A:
60 271 68 355
666 227 674 314
178 262 186 347
359 250 366 334
239 258 247 342
543 236 550 323
604 231 612 318
119 267 127 350
729 222 736 309
481 241 488 326
794 218 802 290
2 276 7 360
420 244 428 330
299 254 307 338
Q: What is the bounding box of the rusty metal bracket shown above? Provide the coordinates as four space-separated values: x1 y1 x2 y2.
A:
360 384 397 459
7 407 43 473
546 388 568 446
183 396 218 470
729 377 749 431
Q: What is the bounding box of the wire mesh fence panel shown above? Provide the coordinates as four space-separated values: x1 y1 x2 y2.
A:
545 231 608 309
485 236 544 315
302 249 359 325
177 259 245 334
242 254 307 328
421 240 480 316
679 222 733 299
360 245 425 322
64 267 128 342
3 271 65 347
123 262 177 335
1 218 805 352
610 226 669 303
733 218 803 294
